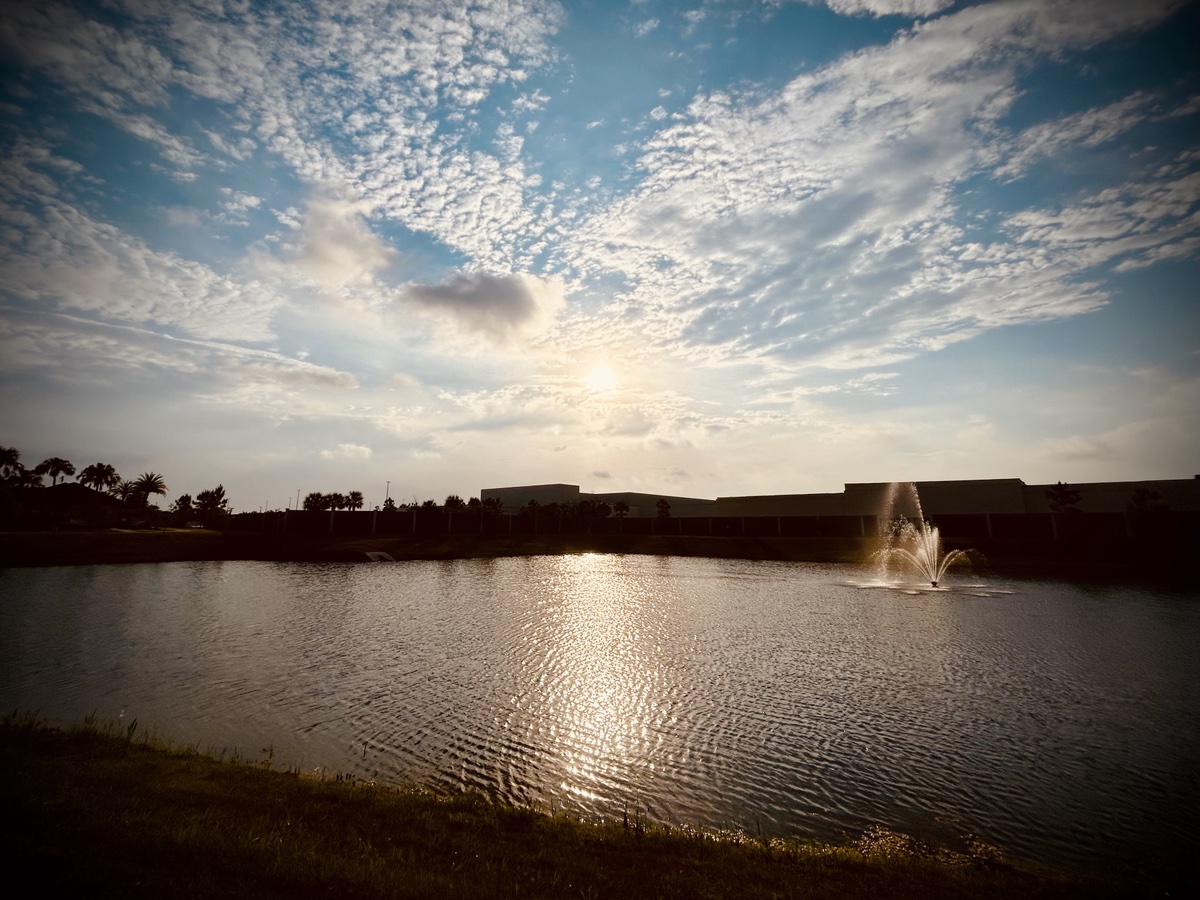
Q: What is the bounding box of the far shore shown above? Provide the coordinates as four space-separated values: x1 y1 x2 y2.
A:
0 527 1190 584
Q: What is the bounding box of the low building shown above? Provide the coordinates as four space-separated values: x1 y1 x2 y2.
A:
482 477 1200 519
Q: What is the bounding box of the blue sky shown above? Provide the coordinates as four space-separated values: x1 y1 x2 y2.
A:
1 0 1197 511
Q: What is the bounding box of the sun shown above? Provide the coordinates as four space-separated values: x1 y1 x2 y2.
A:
584 362 618 393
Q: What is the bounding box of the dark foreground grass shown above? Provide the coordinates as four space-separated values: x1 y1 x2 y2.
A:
0 717 1154 899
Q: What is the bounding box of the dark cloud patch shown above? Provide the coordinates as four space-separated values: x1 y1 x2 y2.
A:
403 272 562 341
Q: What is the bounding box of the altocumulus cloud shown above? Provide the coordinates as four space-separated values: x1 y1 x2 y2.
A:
402 272 565 342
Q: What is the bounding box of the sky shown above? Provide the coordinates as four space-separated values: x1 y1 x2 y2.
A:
0 0 1197 512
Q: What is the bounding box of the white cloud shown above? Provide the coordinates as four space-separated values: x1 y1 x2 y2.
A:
289 194 395 291
0 189 282 342
320 443 373 460
1005 165 1200 271
0 310 356 396
822 0 956 18
993 92 1156 180
563 0 1193 371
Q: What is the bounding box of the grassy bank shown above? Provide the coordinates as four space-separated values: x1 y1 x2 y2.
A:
0 529 877 568
0 527 230 567
1 717 1146 899
3 528 1186 585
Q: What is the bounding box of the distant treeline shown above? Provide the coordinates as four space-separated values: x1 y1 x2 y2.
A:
0 444 227 529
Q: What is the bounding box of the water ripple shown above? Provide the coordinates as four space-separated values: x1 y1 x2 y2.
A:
1 556 1197 881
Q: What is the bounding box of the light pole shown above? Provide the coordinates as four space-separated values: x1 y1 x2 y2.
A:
296 488 301 509
385 481 390 503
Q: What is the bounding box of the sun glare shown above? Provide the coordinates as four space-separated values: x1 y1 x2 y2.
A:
584 363 618 393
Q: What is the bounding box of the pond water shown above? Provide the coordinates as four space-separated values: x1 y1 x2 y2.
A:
1 555 1196 882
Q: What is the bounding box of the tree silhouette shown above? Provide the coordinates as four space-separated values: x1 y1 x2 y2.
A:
1127 488 1167 513
346 490 364 511
0 446 21 480
132 472 168 508
0 446 32 486
444 494 466 510
78 462 121 493
382 496 397 512
1044 481 1081 514
35 457 75 485
113 481 139 505
303 492 326 512
656 498 671 518
196 485 229 515
613 500 629 518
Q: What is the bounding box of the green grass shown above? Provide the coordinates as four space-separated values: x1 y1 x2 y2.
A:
0 715 1154 898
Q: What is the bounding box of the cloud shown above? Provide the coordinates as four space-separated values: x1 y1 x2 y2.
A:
1004 163 1200 271
292 195 395 291
821 0 956 18
0 309 356 397
402 272 565 342
565 0 1193 371
0 181 283 342
993 92 1157 180
0 2 174 108
320 443 373 460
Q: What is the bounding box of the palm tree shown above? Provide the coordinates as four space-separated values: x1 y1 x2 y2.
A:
34 457 75 485
78 462 121 493
132 472 167 508
346 490 364 511
0 446 27 486
113 480 138 504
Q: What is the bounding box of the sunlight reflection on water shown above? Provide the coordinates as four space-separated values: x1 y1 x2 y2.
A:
1 555 1196 882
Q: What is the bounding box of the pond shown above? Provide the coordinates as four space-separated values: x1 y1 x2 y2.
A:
1 555 1195 882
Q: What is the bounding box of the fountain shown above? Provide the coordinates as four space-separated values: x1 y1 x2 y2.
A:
874 483 968 588
878 517 967 587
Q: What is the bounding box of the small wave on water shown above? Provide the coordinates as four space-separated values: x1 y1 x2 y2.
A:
0 555 1196 886
846 578 1016 598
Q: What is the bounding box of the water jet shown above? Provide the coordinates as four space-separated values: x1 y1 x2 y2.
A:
874 483 969 588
